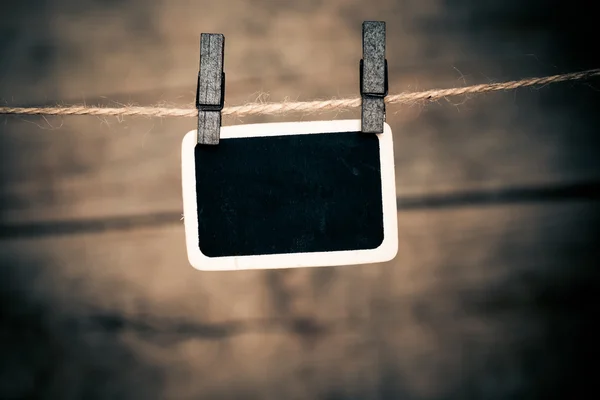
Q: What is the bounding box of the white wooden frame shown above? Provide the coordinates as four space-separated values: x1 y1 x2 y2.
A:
181 119 397 271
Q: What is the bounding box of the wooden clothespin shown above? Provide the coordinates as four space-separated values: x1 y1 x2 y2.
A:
360 21 388 134
196 33 225 145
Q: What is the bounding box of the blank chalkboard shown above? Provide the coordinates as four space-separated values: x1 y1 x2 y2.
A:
195 131 384 257
181 120 397 271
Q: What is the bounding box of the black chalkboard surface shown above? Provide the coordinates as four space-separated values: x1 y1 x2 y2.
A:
195 131 384 257
181 120 397 271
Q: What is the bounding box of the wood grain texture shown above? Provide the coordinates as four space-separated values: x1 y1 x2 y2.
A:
362 21 386 95
198 33 224 107
1 204 598 398
197 33 224 144
1 0 599 398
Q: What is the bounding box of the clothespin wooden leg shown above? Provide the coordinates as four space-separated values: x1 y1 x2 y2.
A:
196 33 225 145
360 21 388 134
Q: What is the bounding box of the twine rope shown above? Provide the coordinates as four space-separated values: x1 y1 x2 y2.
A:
1 68 598 118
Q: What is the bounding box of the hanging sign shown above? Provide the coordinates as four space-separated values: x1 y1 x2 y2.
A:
181 119 398 271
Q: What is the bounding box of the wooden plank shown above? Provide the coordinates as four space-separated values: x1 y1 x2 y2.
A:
2 1 598 226
1 203 597 397
2 0 599 398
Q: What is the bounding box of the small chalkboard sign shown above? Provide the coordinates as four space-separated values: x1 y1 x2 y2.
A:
181 119 397 270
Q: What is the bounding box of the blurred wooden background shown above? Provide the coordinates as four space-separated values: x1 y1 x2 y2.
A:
1 0 599 399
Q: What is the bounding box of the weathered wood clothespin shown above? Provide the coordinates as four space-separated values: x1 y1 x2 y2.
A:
196 33 225 145
360 21 388 134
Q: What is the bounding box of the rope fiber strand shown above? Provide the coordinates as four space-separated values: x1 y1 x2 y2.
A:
1 68 599 118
